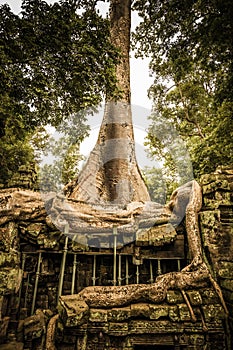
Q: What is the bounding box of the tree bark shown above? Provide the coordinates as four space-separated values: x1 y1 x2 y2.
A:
65 0 150 205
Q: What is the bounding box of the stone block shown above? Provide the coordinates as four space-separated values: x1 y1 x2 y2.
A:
131 303 150 318
108 322 128 336
166 290 184 304
189 334 205 346
107 307 131 322
135 229 149 246
199 210 220 228
129 320 180 334
215 191 231 203
204 193 232 208
0 228 10 252
149 224 177 246
178 304 192 321
0 316 10 343
200 288 219 304
0 342 24 350
202 179 230 194
24 310 46 340
0 295 8 319
135 224 177 247
0 222 18 252
89 309 108 323
202 304 225 322
220 279 233 292
23 223 45 238
200 173 218 185
218 261 233 279
129 320 152 334
186 290 202 306
58 295 89 327
149 304 169 320
0 268 23 294
38 235 58 249
168 305 179 321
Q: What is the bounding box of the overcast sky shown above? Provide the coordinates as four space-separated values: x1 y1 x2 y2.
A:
0 0 153 109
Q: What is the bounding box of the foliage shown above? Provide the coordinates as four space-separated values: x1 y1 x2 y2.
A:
0 0 119 185
142 166 179 204
38 112 88 192
0 130 35 186
38 143 83 192
133 0 233 178
0 0 118 133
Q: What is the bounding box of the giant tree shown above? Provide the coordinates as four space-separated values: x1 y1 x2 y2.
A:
66 0 150 204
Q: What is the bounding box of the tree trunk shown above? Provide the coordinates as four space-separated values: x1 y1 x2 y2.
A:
66 0 150 205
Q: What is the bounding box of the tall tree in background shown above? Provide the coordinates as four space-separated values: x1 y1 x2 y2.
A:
66 0 150 204
134 0 233 177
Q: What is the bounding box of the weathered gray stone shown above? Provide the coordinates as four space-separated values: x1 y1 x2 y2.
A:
202 304 225 322
0 342 23 350
24 309 46 340
186 290 202 306
0 268 22 294
129 319 184 334
0 316 10 343
108 322 128 336
168 305 179 321
218 261 233 279
136 223 177 247
200 288 219 304
107 307 131 322
89 309 108 323
220 279 233 292
178 304 192 321
166 290 184 304
189 334 205 346
0 222 18 252
131 303 150 318
58 295 89 327
202 179 230 194
0 252 19 268
149 304 169 320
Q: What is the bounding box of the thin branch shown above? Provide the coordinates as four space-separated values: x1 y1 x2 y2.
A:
177 84 205 139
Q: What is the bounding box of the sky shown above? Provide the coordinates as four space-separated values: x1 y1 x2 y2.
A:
0 0 154 110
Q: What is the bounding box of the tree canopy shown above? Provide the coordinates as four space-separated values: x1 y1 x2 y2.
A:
0 0 119 185
0 0 232 189
133 0 233 178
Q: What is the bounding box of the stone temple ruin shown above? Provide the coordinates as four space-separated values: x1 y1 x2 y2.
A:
0 165 232 349
1 0 232 347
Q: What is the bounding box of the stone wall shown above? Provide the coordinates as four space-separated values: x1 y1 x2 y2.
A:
0 167 232 349
56 287 226 350
200 166 233 340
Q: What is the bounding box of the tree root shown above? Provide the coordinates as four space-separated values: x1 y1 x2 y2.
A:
181 289 197 322
45 314 59 350
209 274 229 315
71 181 229 316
